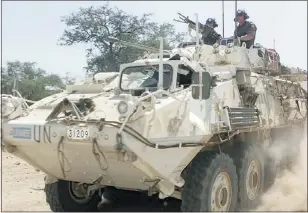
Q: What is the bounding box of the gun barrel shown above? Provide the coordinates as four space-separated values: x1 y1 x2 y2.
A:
173 19 185 23
177 13 189 21
177 12 185 17
176 12 197 26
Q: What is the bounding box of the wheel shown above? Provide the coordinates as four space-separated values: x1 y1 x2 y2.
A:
181 152 238 212
45 180 101 212
263 151 279 191
261 136 278 191
236 144 265 211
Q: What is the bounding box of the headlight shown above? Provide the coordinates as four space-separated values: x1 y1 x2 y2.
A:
1 97 16 117
117 101 129 115
140 92 151 102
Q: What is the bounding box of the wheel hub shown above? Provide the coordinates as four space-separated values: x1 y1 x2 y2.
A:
211 172 232 211
246 160 261 200
68 182 95 204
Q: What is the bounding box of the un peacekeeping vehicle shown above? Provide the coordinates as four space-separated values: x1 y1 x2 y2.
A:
1 14 307 212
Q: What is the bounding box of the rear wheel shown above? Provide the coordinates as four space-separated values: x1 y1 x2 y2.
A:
264 153 279 191
181 152 238 212
236 144 265 211
45 180 101 212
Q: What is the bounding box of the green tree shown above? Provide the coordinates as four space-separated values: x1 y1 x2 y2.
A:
59 4 185 74
62 72 76 85
1 61 65 101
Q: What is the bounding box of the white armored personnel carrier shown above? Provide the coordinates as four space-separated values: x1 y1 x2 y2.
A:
2 16 307 212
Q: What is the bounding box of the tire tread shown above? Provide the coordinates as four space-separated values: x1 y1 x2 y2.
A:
181 152 238 212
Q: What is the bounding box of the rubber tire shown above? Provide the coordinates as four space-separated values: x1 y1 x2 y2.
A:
263 154 278 191
236 144 265 211
45 180 101 212
181 152 238 212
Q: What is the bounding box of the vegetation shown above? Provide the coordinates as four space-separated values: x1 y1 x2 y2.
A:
1 61 74 101
2 4 184 100
59 3 185 73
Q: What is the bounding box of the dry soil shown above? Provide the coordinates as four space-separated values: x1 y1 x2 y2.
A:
1 151 50 211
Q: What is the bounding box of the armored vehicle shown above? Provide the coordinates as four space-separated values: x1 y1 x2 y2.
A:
2 17 307 212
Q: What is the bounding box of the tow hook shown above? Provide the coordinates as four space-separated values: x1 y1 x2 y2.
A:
142 177 161 196
86 184 102 196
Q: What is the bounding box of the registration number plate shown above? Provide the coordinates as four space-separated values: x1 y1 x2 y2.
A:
67 126 90 140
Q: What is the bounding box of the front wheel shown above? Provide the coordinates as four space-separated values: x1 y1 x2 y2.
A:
45 180 101 212
181 152 238 212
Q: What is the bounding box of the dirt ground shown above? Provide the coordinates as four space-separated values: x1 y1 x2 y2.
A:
1 151 50 211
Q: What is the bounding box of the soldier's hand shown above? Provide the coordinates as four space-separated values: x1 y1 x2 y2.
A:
188 23 195 29
239 36 246 41
233 37 240 46
234 34 242 41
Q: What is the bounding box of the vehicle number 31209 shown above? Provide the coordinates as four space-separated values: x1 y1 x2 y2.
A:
67 127 90 140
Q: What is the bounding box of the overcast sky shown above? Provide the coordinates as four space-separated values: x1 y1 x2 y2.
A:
2 1 307 80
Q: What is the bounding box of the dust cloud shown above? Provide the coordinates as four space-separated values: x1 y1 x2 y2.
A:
256 122 307 211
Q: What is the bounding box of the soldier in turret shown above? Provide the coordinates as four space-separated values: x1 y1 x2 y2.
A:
188 18 222 45
234 9 257 49
202 18 222 45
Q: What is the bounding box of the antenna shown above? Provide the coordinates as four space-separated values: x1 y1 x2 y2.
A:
235 0 238 30
195 13 199 48
273 38 276 49
222 0 225 38
158 37 164 91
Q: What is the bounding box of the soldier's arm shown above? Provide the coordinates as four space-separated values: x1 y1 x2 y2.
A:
212 30 222 42
240 23 257 41
240 30 256 41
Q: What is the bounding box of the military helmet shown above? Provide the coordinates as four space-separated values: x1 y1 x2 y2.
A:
234 9 249 21
206 18 218 28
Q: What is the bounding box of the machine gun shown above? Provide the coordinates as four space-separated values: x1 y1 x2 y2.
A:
174 13 204 34
173 13 196 25
174 13 223 46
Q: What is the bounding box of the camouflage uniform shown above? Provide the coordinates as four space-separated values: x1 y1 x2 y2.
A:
233 10 257 49
189 18 221 46
201 25 222 45
234 21 257 49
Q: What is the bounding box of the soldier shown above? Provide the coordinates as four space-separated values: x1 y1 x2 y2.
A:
234 9 257 49
188 18 222 45
202 18 222 45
